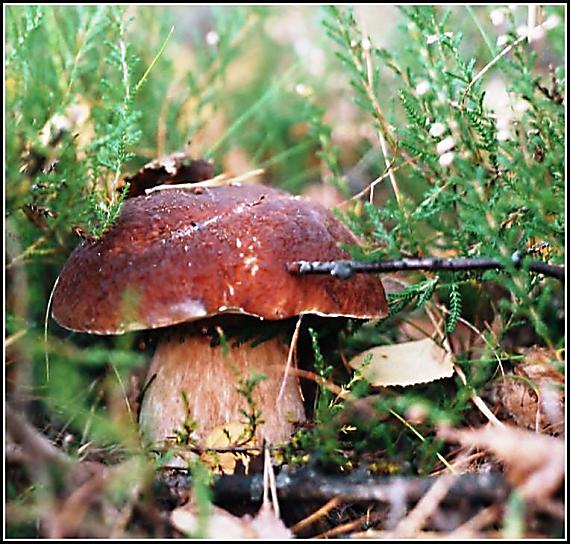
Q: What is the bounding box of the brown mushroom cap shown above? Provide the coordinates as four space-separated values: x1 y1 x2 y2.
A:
52 185 388 334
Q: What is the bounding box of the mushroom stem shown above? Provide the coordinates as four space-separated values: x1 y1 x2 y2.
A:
139 331 306 446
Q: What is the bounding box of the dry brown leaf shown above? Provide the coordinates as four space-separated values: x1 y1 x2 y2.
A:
121 150 214 198
349 337 455 387
170 501 291 539
440 424 564 501
494 346 564 434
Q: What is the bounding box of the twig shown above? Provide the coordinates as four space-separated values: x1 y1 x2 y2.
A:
423 303 504 428
315 513 370 539
5 404 70 467
390 473 458 538
291 496 343 534
144 168 265 194
156 468 510 507
276 315 303 404
461 15 552 107
361 38 400 206
287 254 564 282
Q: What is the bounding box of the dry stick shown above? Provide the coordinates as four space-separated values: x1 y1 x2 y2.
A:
268 448 281 518
337 160 403 210
389 473 458 538
461 14 554 108
43 274 60 383
158 468 510 507
276 314 303 405
287 255 565 282
110 362 136 427
144 168 265 194
423 303 504 428
449 504 501 539
5 404 70 467
291 497 343 535
315 513 370 539
361 40 400 206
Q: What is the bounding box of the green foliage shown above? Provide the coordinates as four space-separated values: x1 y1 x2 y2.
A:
235 371 267 443
325 5 564 346
446 282 462 333
5 5 564 538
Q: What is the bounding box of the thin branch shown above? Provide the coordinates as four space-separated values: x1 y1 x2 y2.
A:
461 15 553 107
287 254 564 282
276 314 303 405
5 404 70 466
156 467 510 507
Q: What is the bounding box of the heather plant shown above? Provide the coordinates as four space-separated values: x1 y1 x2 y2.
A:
5 5 565 538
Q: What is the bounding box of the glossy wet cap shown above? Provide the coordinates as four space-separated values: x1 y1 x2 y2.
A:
52 185 388 334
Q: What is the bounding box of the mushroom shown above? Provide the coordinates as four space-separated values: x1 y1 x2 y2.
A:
52 185 387 445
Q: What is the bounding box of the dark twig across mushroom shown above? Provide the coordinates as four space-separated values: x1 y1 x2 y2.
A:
288 254 565 282
51 185 388 446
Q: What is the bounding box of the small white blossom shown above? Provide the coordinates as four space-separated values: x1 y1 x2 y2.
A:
361 37 372 51
415 80 431 96
426 34 439 45
544 14 561 30
429 122 447 138
496 115 511 131
497 128 512 141
497 35 509 48
436 136 455 155
295 83 313 97
439 151 455 168
490 9 506 26
513 99 529 115
206 31 219 46
528 25 545 42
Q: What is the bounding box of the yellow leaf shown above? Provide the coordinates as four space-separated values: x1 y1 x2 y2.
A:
201 422 258 475
349 338 455 387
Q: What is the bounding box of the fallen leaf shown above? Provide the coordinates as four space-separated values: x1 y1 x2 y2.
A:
170 501 291 539
121 150 214 198
440 424 564 501
349 337 455 387
494 346 564 434
201 422 258 475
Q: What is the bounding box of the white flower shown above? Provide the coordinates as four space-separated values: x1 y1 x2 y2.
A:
513 99 529 115
436 136 455 155
528 25 545 42
426 34 439 45
206 31 219 46
294 83 312 97
496 114 511 131
497 129 512 141
544 14 561 30
439 151 455 168
429 122 447 138
490 9 506 26
497 35 509 48
361 37 372 51
415 80 431 96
